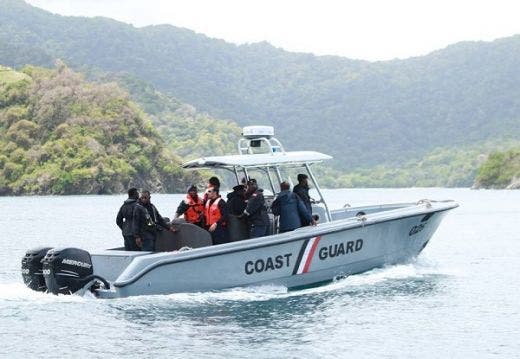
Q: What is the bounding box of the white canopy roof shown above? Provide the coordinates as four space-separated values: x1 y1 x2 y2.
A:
181 151 332 169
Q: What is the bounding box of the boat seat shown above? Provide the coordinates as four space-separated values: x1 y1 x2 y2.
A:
228 214 250 242
155 222 212 252
267 212 275 235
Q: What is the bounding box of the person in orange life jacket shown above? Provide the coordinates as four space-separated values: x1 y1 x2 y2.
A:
204 187 230 245
241 179 270 238
175 184 204 227
203 176 221 203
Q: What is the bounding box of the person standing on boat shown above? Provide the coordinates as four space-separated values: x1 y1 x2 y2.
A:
204 187 229 245
174 184 204 227
227 184 247 215
133 191 171 251
242 179 270 238
272 181 314 233
293 174 313 225
227 184 249 241
203 176 221 203
116 187 140 251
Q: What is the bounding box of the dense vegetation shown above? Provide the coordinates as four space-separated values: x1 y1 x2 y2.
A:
2 0 520 173
1 0 519 190
316 140 520 188
0 64 199 195
474 148 520 189
112 75 242 159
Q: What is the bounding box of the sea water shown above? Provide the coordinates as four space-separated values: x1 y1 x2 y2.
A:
0 188 519 358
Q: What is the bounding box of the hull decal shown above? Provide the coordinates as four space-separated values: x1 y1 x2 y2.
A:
293 236 322 275
421 213 434 222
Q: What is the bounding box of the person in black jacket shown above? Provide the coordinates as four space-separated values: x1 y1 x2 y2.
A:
226 184 249 241
116 188 140 251
293 173 313 225
227 184 247 215
132 191 171 251
241 179 270 238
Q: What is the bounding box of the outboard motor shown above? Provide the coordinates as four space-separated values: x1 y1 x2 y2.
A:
42 248 109 295
21 246 53 291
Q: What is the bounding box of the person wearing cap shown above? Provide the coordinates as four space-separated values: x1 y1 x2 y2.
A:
241 179 270 238
293 173 313 225
174 184 204 227
227 184 247 215
204 186 230 245
272 181 314 233
227 184 249 241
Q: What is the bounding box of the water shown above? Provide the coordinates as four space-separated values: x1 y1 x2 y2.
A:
0 188 519 358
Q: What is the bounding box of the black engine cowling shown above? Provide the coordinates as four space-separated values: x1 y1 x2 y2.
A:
21 246 53 291
42 247 108 295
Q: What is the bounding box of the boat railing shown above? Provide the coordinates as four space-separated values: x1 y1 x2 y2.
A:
237 136 285 155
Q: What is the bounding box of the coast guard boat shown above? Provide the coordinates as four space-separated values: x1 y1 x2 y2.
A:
21 126 458 298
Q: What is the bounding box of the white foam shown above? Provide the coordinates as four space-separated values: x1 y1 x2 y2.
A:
111 284 291 305
0 282 88 303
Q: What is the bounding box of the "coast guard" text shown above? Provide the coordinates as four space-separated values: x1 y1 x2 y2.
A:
245 253 292 275
318 239 363 260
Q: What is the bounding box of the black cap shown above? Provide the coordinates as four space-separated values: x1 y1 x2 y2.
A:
187 184 197 193
233 185 245 191
297 174 308 182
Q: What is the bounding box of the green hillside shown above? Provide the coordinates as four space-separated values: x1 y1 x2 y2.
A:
316 140 519 188
474 148 520 189
0 64 199 195
110 73 520 188
0 65 31 84
2 0 519 172
112 74 242 159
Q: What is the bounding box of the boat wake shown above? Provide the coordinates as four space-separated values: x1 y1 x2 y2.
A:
0 282 85 303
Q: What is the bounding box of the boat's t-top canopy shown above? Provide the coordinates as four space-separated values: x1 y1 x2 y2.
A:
182 125 332 170
180 126 334 220
181 151 332 170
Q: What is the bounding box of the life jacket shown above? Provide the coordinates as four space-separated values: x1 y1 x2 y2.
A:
184 195 204 224
205 197 222 227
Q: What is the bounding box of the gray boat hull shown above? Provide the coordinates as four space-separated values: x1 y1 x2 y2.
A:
92 201 456 298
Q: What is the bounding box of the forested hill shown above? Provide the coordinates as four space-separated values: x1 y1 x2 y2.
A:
474 148 520 189
0 64 201 195
110 74 242 160
1 0 520 173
